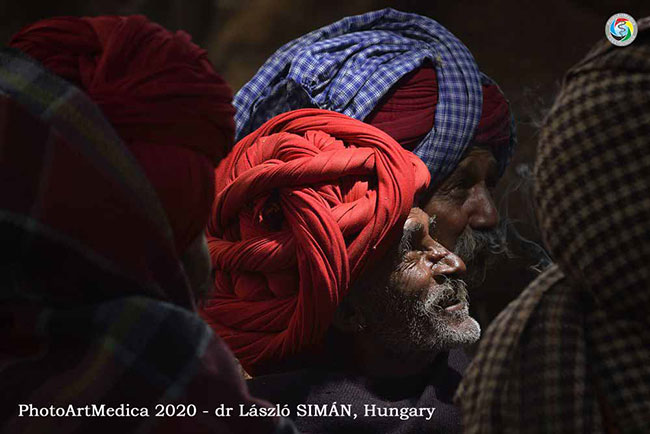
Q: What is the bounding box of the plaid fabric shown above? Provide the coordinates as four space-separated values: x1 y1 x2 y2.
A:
0 48 295 434
457 19 650 434
234 8 512 182
0 46 189 308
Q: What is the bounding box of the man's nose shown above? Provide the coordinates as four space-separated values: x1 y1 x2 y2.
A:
467 183 499 230
425 241 466 276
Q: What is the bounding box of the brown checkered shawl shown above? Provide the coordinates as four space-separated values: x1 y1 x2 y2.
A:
0 48 295 434
457 19 650 434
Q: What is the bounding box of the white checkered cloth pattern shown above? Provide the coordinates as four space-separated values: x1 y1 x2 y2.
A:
234 8 508 183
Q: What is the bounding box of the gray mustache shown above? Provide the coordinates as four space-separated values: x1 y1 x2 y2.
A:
424 278 468 312
454 226 507 264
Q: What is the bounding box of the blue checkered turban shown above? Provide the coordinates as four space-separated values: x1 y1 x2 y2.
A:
234 8 514 183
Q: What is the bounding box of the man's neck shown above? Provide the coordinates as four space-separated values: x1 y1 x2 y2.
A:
339 332 442 378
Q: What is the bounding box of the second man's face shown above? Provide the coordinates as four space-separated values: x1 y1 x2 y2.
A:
422 147 500 253
421 147 507 287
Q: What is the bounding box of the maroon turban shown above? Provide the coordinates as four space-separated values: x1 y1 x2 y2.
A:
364 65 438 151
474 84 511 150
366 64 511 157
200 109 430 374
10 16 235 253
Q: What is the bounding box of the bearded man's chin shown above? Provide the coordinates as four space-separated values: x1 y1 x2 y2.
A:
436 315 482 351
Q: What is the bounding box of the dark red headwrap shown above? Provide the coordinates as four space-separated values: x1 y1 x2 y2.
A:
364 65 438 151
474 84 511 149
201 109 430 374
366 64 511 159
10 16 236 254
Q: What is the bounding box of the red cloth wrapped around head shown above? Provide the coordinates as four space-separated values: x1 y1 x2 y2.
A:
474 84 511 150
366 64 511 158
9 16 235 254
201 109 430 374
364 65 439 151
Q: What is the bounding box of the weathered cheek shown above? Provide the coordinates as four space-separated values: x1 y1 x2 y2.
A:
390 260 432 294
424 200 467 249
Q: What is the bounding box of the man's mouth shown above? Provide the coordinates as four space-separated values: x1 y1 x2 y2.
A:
443 300 466 312
421 278 470 315
434 291 466 312
435 285 467 312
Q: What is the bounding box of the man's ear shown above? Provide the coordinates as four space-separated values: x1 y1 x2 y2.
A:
332 298 367 333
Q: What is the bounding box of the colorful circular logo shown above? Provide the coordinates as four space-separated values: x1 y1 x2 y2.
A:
606 13 637 46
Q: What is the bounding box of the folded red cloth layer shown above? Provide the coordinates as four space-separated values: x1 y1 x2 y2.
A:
366 64 511 156
10 15 236 253
201 109 430 374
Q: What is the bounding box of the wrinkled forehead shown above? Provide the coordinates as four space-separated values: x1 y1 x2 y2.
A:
456 147 499 180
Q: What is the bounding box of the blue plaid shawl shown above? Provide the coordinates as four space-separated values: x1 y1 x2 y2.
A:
234 8 512 183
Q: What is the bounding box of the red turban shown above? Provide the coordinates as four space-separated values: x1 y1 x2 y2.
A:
474 84 511 149
201 109 430 374
366 64 511 157
9 16 235 254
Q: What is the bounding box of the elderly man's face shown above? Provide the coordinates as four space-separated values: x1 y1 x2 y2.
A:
422 148 505 285
339 208 481 356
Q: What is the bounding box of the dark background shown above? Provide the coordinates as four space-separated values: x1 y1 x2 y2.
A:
3 0 649 328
